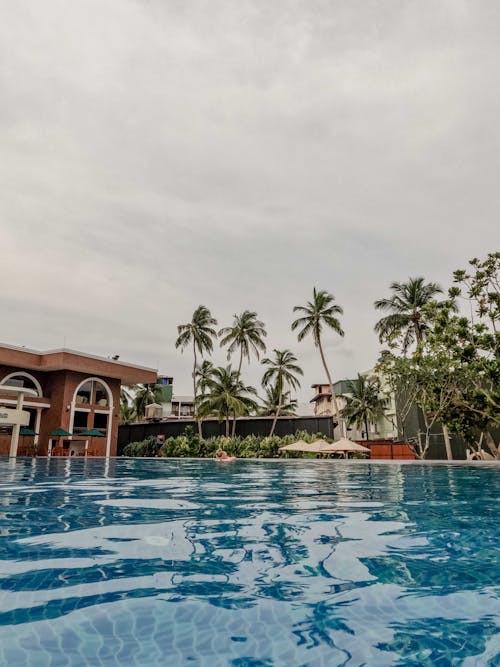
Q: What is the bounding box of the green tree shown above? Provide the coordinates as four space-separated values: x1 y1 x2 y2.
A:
259 384 298 418
197 366 258 437
195 360 216 396
374 277 444 351
261 349 303 436
120 401 137 425
379 351 460 459
341 374 389 440
175 305 218 435
453 252 500 335
420 285 499 458
133 383 164 420
219 310 267 375
292 288 344 435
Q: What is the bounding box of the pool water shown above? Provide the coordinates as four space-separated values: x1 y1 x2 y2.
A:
0 458 498 666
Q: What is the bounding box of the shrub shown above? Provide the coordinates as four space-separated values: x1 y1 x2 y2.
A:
123 428 333 458
123 436 162 457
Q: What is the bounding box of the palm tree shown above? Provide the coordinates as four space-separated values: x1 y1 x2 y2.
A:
175 305 218 435
197 366 258 437
341 374 389 440
219 310 267 375
120 384 137 424
133 383 163 420
195 360 216 396
193 360 216 439
120 401 137 425
259 383 298 418
292 288 345 435
120 385 136 406
261 349 303 436
374 277 443 351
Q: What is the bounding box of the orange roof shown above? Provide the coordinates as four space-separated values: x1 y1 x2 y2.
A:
0 343 157 385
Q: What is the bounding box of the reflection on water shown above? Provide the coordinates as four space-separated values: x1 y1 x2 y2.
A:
0 458 498 666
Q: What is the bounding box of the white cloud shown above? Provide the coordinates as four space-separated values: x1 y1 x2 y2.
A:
1 0 499 400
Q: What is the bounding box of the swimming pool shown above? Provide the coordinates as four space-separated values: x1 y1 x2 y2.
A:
0 458 498 666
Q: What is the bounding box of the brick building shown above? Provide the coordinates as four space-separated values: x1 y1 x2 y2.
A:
0 343 156 457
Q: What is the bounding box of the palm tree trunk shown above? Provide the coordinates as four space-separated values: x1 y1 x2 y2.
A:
238 349 243 376
317 337 345 437
192 343 202 437
442 424 452 460
413 317 423 345
269 395 282 437
225 416 230 437
231 410 237 437
364 416 370 441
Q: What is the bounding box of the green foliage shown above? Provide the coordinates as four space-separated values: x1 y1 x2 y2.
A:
374 277 445 351
175 305 218 357
341 374 389 439
123 436 162 457
292 288 344 346
259 383 297 417
219 310 267 372
196 365 258 435
175 305 218 430
123 428 328 459
132 383 164 420
292 287 345 433
453 252 500 332
378 350 462 458
377 253 500 459
260 348 303 435
120 401 137 425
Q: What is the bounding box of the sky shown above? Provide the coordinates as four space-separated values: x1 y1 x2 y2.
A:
1 0 499 401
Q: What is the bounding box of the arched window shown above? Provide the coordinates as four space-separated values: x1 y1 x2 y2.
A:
1 372 42 397
74 378 112 408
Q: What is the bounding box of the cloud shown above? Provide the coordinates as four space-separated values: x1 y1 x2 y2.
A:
1 0 499 400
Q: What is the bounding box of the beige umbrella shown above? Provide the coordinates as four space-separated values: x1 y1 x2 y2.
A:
321 437 371 457
311 439 332 450
279 440 325 453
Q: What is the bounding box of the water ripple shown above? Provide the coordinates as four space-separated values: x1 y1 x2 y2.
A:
0 458 498 666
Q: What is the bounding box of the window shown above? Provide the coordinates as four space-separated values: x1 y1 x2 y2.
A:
76 381 92 404
93 413 108 431
73 410 89 434
74 379 110 407
94 382 108 407
1 373 41 396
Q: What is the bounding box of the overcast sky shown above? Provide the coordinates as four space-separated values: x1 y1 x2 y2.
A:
1 0 499 401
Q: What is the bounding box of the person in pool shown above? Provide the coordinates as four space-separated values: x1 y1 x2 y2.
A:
215 448 236 461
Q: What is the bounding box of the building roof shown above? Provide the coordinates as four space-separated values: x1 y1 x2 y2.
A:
310 391 332 403
0 342 157 385
171 395 194 403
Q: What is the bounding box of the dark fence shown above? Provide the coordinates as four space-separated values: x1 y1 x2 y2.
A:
118 416 334 455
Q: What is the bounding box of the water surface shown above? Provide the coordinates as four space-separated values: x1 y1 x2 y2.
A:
0 458 498 666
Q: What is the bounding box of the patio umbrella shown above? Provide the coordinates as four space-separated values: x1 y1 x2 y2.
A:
279 440 326 453
79 429 105 437
20 427 37 436
50 428 72 437
321 437 371 457
49 427 72 456
79 428 105 456
311 439 332 450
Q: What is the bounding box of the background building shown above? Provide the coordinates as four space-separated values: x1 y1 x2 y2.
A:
0 343 156 457
310 373 397 440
